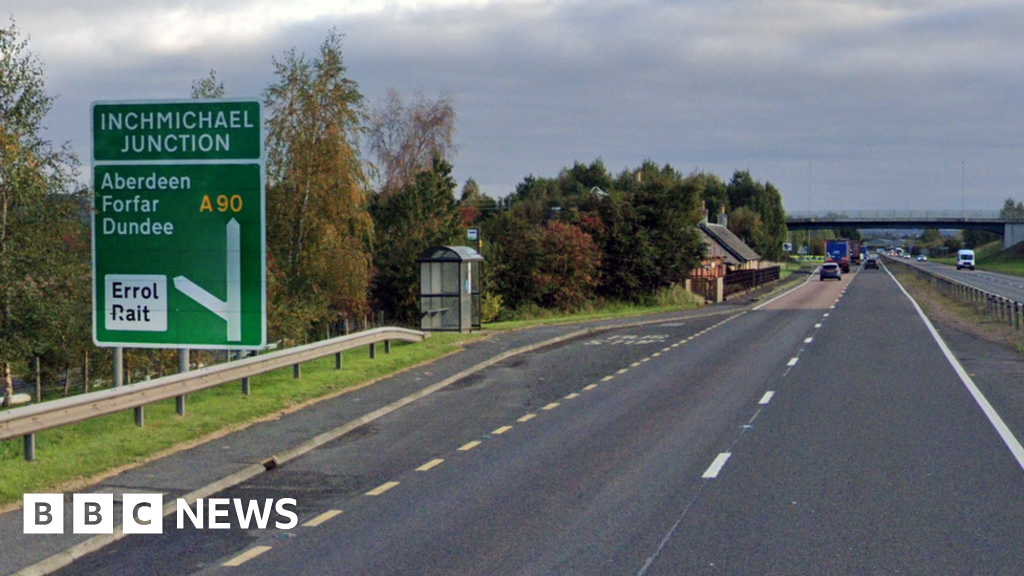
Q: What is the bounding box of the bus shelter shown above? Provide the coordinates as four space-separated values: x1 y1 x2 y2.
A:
418 246 483 332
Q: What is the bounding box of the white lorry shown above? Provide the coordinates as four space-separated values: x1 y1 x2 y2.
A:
957 249 975 270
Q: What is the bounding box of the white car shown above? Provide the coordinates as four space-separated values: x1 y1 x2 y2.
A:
917 255 927 262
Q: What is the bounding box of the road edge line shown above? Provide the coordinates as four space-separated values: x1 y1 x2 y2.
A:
886 266 1024 472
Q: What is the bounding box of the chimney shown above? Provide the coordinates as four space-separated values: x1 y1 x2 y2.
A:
700 202 709 225
716 206 728 229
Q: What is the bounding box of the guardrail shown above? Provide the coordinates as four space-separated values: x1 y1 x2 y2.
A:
0 327 427 460
885 257 1024 331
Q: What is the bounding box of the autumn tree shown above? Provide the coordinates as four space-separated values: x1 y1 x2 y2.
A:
264 29 372 342
0 20 85 404
367 88 457 194
534 221 600 310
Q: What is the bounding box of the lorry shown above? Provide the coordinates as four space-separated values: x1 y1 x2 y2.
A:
826 238 851 273
850 240 862 265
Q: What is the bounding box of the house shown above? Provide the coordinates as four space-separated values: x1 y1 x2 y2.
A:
692 209 763 279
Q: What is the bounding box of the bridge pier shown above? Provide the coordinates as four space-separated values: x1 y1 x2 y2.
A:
1004 223 1024 249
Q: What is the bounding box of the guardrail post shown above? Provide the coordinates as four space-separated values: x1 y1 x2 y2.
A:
385 340 391 354
293 364 301 379
1016 303 1021 331
370 343 377 359
24 434 35 462
335 352 342 370
135 407 144 428
242 377 251 396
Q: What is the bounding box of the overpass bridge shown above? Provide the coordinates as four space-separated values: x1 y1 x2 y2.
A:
786 210 1024 249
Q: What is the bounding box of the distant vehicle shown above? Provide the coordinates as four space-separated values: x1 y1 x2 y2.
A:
917 255 927 262
820 262 842 281
826 239 851 273
957 249 976 270
864 258 879 270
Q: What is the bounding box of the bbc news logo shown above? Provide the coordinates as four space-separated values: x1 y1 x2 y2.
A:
24 494 298 535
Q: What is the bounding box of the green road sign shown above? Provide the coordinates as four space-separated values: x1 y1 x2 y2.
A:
92 100 265 349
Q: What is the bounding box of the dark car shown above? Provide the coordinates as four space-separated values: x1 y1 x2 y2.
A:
820 262 842 281
864 258 879 270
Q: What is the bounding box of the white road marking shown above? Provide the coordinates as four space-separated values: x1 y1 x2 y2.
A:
815 323 822 328
804 337 813 344
759 391 775 405
702 453 732 478
787 358 799 367
887 268 1024 473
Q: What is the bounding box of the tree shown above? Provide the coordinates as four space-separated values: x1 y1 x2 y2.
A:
533 222 600 311
726 171 789 260
191 69 225 99
0 20 83 404
264 29 372 342
367 88 457 194
1000 197 1024 220
369 156 462 323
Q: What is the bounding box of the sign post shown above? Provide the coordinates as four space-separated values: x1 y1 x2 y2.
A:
91 100 266 350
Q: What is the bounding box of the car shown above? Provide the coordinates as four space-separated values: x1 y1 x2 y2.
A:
917 255 927 262
820 262 842 281
864 258 879 270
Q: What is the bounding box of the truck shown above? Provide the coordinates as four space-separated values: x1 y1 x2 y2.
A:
826 238 851 273
850 240 862 265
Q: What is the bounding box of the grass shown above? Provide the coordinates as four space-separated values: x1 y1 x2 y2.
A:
0 332 480 506
928 241 1024 277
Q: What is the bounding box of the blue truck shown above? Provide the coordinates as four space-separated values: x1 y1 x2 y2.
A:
826 239 851 273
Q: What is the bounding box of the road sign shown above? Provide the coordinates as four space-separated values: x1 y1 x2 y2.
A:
92 100 265 349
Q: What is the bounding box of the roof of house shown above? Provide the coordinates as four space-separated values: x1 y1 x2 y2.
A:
698 222 762 263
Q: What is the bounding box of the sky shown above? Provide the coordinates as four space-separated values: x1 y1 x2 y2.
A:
6 0 1024 213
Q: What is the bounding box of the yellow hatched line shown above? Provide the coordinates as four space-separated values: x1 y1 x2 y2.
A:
223 546 272 567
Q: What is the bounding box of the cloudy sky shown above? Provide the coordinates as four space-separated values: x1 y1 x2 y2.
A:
7 0 1024 212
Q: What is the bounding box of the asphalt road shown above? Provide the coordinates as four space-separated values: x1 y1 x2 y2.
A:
53 269 1024 575
899 256 1024 302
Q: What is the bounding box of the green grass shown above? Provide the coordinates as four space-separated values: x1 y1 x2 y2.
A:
0 333 479 506
929 241 1024 277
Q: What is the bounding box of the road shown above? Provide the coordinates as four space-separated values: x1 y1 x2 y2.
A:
54 268 1024 575
897 256 1024 302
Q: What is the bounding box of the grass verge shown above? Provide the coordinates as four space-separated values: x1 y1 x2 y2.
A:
0 333 480 506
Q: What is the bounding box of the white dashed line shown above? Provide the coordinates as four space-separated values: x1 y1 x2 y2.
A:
702 453 732 478
759 391 775 405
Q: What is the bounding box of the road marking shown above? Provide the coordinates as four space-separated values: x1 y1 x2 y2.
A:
631 362 642 367
804 337 813 344
671 343 680 348
829 305 836 309
303 510 343 527
223 546 272 567
815 323 822 328
602 375 615 381
617 368 629 374
641 357 651 363
662 347 672 352
759 391 775 405
702 453 732 478
492 425 513 435
517 413 537 422
366 481 400 496
823 313 830 317
458 441 482 451
652 352 662 357
416 459 445 472
542 402 560 410
565 393 580 400
583 384 598 391
787 358 799 367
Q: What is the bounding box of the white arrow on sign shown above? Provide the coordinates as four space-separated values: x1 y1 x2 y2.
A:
173 218 242 342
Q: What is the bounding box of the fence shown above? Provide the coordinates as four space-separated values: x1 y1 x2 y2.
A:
886 258 1024 331
724 266 782 298
1 327 426 461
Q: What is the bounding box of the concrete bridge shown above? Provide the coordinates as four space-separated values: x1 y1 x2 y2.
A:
786 210 1024 249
